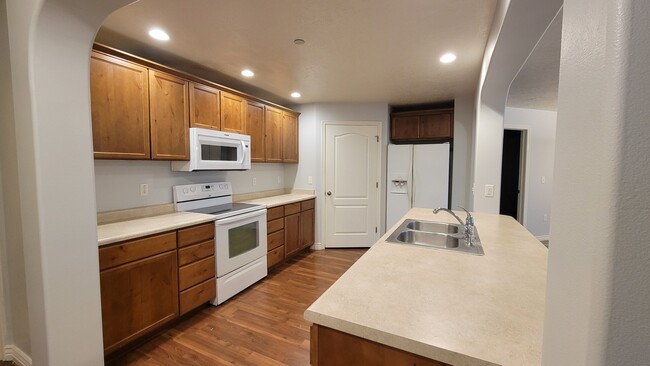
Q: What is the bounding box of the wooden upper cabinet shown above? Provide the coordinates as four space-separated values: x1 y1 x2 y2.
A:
149 70 190 160
220 92 246 134
390 109 453 143
90 52 150 159
189 82 220 130
282 111 299 163
246 100 266 162
265 106 283 162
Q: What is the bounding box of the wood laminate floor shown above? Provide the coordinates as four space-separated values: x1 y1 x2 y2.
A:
113 248 367 366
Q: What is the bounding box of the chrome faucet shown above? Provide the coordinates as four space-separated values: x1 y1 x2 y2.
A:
433 207 475 246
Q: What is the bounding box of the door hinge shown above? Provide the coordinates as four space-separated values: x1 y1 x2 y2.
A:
376 136 379 142
376 182 379 188
375 227 378 233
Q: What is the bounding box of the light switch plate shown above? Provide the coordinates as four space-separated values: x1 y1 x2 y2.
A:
484 184 494 197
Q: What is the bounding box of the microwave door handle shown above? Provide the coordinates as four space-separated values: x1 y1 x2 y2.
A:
215 209 266 225
238 140 248 164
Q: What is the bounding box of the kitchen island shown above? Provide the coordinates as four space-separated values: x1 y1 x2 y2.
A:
305 208 547 366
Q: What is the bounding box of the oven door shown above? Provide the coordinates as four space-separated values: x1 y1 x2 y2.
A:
215 209 267 277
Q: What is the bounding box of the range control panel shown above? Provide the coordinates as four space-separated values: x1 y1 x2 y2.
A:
173 182 232 203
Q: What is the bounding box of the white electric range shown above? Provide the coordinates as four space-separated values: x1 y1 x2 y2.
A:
173 182 267 305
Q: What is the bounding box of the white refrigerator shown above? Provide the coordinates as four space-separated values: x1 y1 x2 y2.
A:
386 143 451 230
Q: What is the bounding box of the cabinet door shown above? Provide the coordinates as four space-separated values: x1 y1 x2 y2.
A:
100 251 179 355
284 213 301 256
300 209 315 249
246 100 266 162
419 113 452 139
282 111 299 163
220 91 246 134
149 70 189 160
90 52 150 159
265 106 283 162
391 116 419 140
189 82 220 130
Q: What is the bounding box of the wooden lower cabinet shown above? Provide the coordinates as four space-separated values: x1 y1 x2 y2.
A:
100 250 179 355
99 222 216 356
310 325 449 366
265 198 316 268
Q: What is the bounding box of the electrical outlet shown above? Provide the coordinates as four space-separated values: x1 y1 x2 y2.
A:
252 177 257 186
484 184 494 198
140 183 149 196
277 176 281 184
541 176 546 184
308 176 313 184
543 214 548 222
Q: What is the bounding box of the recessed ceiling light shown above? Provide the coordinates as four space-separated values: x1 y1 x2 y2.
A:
440 53 457 64
241 69 255 77
291 92 301 98
148 28 170 41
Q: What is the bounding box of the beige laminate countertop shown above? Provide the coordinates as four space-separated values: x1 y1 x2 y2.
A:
97 212 216 246
239 193 316 208
304 208 548 366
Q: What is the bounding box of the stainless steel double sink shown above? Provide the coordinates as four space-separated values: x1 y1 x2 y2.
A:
386 219 485 256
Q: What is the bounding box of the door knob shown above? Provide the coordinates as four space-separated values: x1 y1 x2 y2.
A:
326 191 332 196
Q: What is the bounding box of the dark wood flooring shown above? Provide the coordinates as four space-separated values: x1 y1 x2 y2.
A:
113 248 367 366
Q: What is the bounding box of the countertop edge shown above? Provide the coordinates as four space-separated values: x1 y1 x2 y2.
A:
98 213 216 247
239 193 316 208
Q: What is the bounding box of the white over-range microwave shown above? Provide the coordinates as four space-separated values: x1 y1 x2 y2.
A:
172 128 251 171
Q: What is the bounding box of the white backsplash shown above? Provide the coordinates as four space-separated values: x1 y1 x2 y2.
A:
94 160 286 212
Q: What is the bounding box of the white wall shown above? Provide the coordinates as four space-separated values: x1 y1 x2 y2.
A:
451 94 475 209
287 103 390 244
472 0 562 213
0 0 31 357
543 0 650 364
504 107 556 237
95 161 286 212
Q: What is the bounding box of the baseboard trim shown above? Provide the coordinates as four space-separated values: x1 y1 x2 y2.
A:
4 345 31 366
536 235 550 241
311 242 325 250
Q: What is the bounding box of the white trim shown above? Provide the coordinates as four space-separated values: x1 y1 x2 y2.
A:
4 345 32 366
310 242 325 250
321 121 382 248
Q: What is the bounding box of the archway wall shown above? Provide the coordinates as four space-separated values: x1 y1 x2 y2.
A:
4 0 133 364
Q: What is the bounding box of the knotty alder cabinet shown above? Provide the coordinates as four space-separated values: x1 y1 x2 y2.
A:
266 198 315 268
98 223 215 356
390 109 454 143
90 45 300 163
310 325 449 366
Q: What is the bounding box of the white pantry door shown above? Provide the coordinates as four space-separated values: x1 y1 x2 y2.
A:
324 123 380 248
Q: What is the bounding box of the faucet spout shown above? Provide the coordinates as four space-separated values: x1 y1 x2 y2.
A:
433 207 476 247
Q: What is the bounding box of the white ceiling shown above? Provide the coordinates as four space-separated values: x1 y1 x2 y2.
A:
506 11 562 111
96 0 497 106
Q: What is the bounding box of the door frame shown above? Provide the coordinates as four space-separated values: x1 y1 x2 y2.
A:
502 126 530 226
321 121 382 248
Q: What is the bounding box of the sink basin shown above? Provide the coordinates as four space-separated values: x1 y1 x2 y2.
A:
386 219 484 256
395 230 460 248
406 221 460 234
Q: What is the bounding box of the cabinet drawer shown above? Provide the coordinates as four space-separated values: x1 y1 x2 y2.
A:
178 240 214 266
268 218 284 233
178 223 214 248
179 256 215 291
99 232 176 271
268 229 284 251
267 206 284 221
179 278 216 316
285 202 301 215
267 245 284 268
300 199 315 211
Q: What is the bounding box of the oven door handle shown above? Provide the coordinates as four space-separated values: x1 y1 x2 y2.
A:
215 209 266 225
